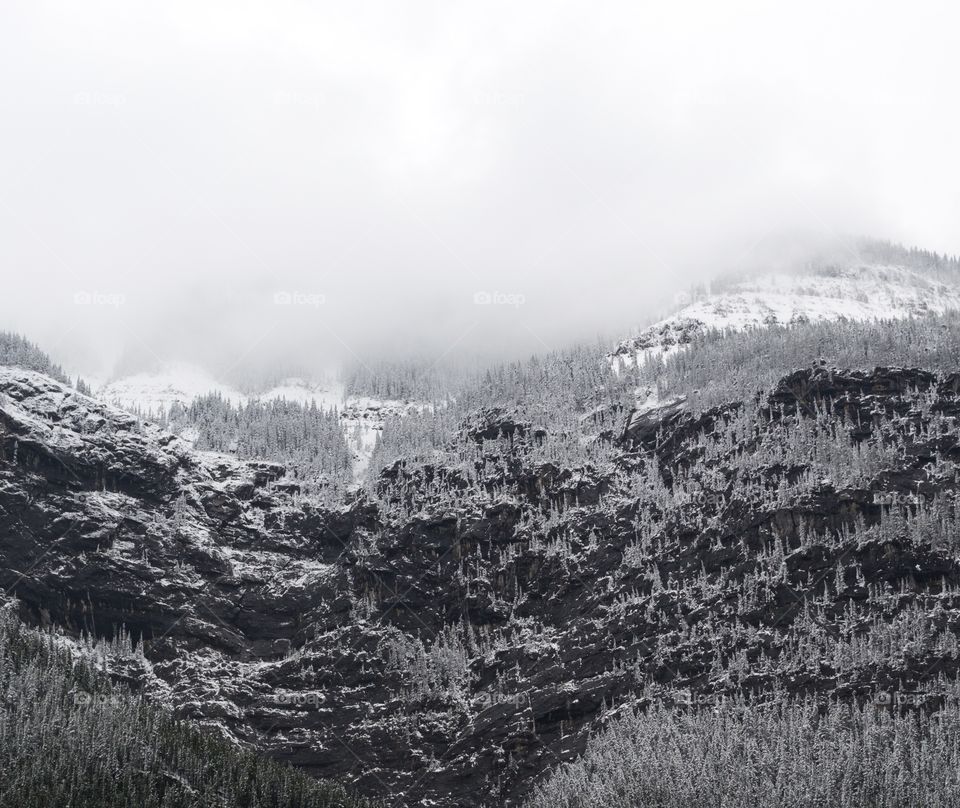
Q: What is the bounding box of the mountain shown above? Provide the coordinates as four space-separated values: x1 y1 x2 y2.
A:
97 362 251 414
97 363 427 480
0 603 370 808
96 364 347 414
610 255 960 368
6 243 960 806
7 297 960 804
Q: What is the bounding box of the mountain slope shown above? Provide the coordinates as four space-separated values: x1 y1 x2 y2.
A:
611 260 960 368
7 343 960 804
97 364 426 480
0 603 370 808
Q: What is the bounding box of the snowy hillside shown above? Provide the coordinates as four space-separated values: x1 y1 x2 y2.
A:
610 263 960 368
97 362 249 414
96 363 425 477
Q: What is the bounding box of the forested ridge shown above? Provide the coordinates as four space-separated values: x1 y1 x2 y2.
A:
161 394 354 490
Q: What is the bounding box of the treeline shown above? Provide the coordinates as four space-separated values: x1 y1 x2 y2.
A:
341 358 467 403
860 237 960 278
163 394 353 488
0 604 372 808
0 331 69 384
685 236 960 303
367 341 634 472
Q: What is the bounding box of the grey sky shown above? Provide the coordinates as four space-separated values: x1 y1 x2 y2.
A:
1 1 958 378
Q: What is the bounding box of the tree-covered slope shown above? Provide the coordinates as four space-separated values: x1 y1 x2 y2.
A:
526 696 960 808
0 605 371 808
10 302 960 804
0 331 68 384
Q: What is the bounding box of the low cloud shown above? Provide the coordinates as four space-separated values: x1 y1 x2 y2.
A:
0 1 957 379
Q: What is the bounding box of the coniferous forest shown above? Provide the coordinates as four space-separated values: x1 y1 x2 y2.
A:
0 606 372 808
4 2 959 803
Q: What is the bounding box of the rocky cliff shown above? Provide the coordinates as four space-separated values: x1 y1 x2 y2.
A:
3 364 960 805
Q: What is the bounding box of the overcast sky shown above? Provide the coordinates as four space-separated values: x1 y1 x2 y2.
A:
1 1 958 379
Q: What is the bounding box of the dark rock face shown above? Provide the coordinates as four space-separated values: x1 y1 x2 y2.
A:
5 365 960 806
621 393 688 449
463 407 544 445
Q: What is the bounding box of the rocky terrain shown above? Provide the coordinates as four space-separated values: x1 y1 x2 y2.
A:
5 356 960 805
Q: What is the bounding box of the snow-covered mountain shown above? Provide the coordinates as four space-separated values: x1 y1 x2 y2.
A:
97 362 250 414
96 363 425 477
610 263 960 368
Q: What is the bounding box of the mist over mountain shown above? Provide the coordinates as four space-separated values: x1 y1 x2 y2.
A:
4 2 960 807
3 1 960 379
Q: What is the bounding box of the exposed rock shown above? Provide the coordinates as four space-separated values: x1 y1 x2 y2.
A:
5 365 960 806
621 390 688 449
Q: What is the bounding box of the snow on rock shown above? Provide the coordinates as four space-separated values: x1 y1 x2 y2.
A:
341 397 432 481
610 264 960 369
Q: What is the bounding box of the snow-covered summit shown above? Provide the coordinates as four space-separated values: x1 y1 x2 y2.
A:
610 263 960 368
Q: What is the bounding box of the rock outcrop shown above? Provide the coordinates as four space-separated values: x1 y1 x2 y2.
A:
4 365 960 805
